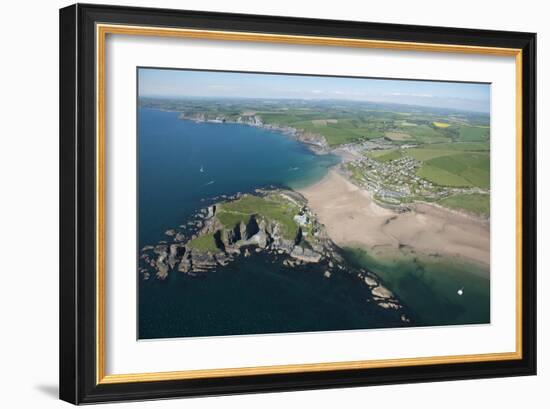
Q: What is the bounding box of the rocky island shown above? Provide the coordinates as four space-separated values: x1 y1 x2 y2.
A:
139 188 410 318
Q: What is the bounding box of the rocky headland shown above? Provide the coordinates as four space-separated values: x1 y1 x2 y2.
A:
139 188 410 319
177 112 329 154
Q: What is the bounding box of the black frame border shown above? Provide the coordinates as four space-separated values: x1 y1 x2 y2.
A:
60 3 536 404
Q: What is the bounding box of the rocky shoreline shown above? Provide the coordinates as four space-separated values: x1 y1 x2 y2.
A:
140 189 338 276
139 188 411 320
177 112 329 154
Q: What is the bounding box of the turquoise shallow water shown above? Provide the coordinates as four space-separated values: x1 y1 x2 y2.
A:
344 248 490 327
138 108 409 339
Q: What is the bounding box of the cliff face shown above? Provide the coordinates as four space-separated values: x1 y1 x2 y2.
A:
177 112 329 154
178 112 264 126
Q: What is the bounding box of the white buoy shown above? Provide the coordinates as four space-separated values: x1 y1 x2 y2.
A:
457 287 464 296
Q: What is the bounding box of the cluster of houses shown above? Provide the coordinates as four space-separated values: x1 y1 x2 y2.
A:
346 152 445 205
346 149 490 207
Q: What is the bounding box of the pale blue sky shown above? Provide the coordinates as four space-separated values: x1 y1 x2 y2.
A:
139 68 490 113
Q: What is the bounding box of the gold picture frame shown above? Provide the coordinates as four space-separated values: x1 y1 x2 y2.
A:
60 4 536 404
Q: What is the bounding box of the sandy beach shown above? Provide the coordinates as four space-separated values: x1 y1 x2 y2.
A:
298 169 490 269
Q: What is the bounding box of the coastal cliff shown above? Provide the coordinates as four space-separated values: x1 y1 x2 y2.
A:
177 112 329 154
139 189 410 319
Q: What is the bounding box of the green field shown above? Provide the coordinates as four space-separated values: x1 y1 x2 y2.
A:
141 96 491 148
256 110 443 147
368 149 402 162
456 125 489 142
439 193 490 217
417 165 472 187
141 96 492 218
406 142 489 161
406 148 457 161
406 125 451 143
417 153 489 188
261 115 387 147
412 142 489 151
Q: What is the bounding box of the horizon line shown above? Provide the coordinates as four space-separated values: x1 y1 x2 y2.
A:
138 95 491 115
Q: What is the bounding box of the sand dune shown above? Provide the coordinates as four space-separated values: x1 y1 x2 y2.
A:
298 170 490 268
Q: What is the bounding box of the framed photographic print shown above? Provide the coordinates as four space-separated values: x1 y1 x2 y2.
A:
59 3 536 404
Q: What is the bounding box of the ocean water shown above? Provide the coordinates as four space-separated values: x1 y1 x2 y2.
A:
344 248 490 327
138 108 339 248
138 108 408 339
139 252 409 339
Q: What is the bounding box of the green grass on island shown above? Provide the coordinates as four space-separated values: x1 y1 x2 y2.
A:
187 233 220 253
217 194 301 240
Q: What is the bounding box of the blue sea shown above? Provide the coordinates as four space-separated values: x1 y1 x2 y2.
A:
137 108 407 339
138 108 339 248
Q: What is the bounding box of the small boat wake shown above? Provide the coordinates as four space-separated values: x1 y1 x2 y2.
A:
204 180 215 186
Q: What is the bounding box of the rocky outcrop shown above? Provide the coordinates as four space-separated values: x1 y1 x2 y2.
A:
140 189 338 277
168 244 185 269
356 269 408 315
290 245 322 263
372 285 394 299
152 245 170 280
177 252 192 273
189 250 218 272
139 189 411 321
363 276 378 287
